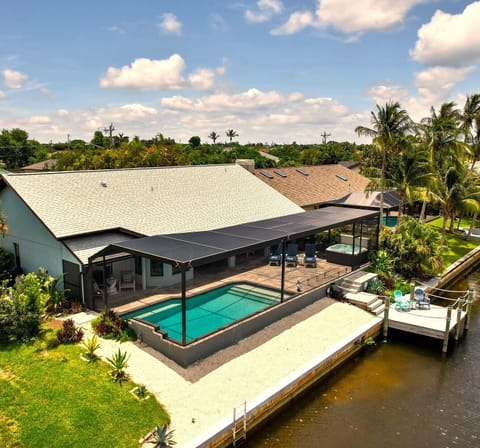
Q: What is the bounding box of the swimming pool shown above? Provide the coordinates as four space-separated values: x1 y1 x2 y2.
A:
123 282 286 343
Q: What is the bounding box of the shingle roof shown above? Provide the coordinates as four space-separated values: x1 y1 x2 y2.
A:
2 164 304 239
254 164 369 208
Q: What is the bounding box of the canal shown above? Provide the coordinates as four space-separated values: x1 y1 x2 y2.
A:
248 270 480 447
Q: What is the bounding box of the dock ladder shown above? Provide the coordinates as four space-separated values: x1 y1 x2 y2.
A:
232 402 247 446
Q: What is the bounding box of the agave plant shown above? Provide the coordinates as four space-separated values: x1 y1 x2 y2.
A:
106 349 130 383
152 424 176 447
135 384 148 399
80 334 101 363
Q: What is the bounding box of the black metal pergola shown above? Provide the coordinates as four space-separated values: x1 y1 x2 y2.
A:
90 206 379 345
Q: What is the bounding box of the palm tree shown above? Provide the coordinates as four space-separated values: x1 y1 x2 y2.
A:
208 131 219 144
419 102 472 242
225 129 239 143
461 93 480 168
355 101 414 230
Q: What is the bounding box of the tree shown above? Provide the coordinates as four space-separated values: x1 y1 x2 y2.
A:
188 136 201 148
208 131 219 144
355 101 414 229
225 129 239 143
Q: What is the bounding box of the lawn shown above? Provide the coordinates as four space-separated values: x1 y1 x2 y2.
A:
427 217 480 268
0 339 170 448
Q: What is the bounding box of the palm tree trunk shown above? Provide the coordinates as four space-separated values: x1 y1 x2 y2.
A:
419 200 427 222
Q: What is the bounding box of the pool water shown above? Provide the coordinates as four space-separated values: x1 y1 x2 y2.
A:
328 243 365 254
123 283 284 343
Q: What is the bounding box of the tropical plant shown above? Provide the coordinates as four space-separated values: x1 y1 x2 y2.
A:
208 131 219 144
369 249 394 279
134 384 149 399
106 349 130 383
80 334 101 362
355 101 414 228
56 318 84 344
366 277 386 295
380 215 443 277
152 423 176 447
225 129 239 143
91 309 127 339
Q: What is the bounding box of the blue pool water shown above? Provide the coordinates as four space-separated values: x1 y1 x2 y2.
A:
382 216 398 227
122 283 284 343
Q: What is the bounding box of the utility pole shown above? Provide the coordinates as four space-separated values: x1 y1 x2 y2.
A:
104 123 115 148
321 131 331 144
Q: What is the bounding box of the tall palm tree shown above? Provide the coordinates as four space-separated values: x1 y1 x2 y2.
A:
419 102 472 242
225 129 239 143
461 93 480 168
355 101 414 230
208 131 219 144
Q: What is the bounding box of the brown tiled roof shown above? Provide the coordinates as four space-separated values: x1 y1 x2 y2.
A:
254 164 369 208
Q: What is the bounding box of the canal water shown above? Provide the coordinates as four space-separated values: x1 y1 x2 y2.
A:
248 270 480 448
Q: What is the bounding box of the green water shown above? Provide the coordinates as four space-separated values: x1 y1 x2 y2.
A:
123 283 281 342
248 270 480 447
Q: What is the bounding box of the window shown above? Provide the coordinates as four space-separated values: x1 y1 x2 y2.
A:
150 260 164 277
13 242 21 268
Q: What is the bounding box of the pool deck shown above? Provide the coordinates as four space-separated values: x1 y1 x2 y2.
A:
105 256 352 315
70 300 381 447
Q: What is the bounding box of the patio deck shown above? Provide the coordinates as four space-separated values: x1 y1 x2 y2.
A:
97 254 352 314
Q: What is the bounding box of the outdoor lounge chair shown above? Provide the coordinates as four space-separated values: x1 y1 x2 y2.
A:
414 287 430 310
268 243 282 266
304 243 317 268
285 243 298 267
119 270 136 292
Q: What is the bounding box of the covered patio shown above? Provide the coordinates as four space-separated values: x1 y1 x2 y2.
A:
89 206 379 351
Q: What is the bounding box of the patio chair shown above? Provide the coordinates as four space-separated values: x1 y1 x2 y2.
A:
415 287 430 310
119 270 136 292
285 243 298 267
304 243 317 268
268 243 282 266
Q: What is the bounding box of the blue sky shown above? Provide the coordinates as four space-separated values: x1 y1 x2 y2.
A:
1 0 479 144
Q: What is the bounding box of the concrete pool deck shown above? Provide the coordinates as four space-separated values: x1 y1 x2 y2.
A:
70 299 381 447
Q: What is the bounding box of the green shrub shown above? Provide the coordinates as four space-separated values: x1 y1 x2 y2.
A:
56 319 84 344
44 333 60 349
0 247 15 279
92 309 135 341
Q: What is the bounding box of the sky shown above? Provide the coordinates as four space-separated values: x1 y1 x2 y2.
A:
1 0 479 145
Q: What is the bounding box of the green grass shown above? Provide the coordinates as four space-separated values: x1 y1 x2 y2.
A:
0 338 169 448
426 217 480 268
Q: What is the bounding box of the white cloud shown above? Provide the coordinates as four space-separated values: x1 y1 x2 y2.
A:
40 87 54 97
366 83 410 106
99 55 223 91
272 0 426 36
0 90 6 99
107 25 125 34
245 0 283 24
158 13 182 35
410 2 480 66
3 69 28 89
271 11 314 35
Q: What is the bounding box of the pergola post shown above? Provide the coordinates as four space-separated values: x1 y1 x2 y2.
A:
181 266 187 346
102 255 108 309
280 239 286 303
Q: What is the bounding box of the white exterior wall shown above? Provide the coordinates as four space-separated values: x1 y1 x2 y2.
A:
144 259 193 288
1 188 79 278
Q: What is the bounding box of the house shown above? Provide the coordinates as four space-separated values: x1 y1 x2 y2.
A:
0 164 303 304
254 164 370 210
19 158 57 172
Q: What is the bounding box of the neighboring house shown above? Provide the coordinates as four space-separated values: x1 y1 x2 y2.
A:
254 164 370 210
19 159 57 172
0 164 303 303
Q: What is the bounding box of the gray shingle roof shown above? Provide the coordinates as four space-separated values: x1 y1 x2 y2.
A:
3 164 304 239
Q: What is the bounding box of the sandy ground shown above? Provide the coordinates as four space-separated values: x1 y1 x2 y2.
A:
71 299 378 447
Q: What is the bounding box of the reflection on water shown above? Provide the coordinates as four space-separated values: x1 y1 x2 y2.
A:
248 271 480 448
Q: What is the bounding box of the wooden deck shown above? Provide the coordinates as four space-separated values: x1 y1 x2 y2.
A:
100 255 352 314
382 304 467 340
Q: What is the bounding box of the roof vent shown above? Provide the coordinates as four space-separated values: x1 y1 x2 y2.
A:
100 180 108 187
335 174 348 181
260 170 274 179
296 168 308 176
274 169 287 178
